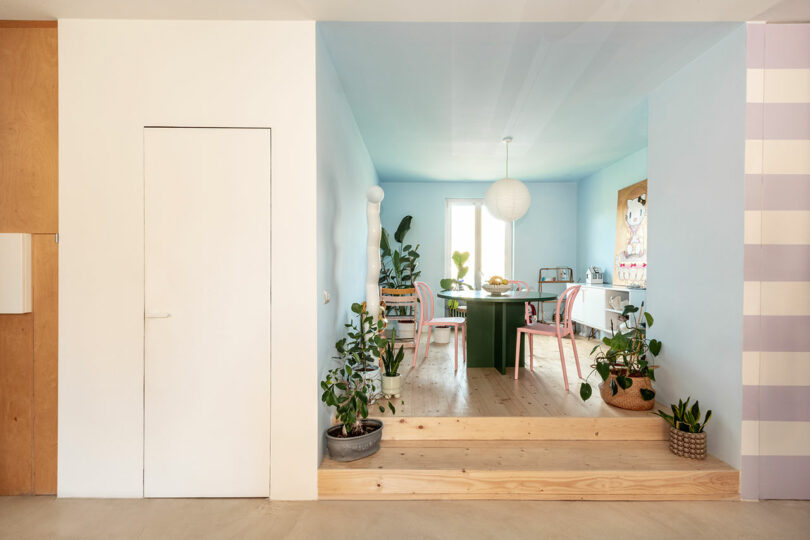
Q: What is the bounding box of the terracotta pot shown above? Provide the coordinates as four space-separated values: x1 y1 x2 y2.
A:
669 427 707 459
599 373 655 411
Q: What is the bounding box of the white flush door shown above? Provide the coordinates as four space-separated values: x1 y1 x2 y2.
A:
144 127 271 497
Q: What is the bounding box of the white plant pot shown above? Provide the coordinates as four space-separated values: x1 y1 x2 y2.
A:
432 327 451 344
397 321 415 340
381 374 402 398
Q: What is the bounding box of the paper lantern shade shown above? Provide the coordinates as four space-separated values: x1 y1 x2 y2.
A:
484 177 531 221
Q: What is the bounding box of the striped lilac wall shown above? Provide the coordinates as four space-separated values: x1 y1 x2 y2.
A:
742 22 810 500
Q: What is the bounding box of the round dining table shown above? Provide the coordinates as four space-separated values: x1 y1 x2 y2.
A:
437 289 557 374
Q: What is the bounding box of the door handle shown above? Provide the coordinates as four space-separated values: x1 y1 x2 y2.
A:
145 312 171 319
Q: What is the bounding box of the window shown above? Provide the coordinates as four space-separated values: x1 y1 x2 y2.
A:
445 199 513 289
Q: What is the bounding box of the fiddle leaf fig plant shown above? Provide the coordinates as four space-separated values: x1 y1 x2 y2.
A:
579 303 661 402
440 250 473 310
321 302 395 437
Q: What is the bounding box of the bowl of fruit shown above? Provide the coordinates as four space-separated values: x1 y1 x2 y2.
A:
481 276 512 296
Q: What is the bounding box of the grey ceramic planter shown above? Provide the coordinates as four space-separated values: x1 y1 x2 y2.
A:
325 419 383 462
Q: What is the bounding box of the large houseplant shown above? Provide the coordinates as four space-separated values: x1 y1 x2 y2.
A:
436 250 473 343
321 302 396 461
379 215 421 339
579 303 661 411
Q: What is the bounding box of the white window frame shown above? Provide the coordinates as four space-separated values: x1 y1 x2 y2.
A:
445 198 513 290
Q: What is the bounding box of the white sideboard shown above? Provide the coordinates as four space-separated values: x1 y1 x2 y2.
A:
566 283 646 334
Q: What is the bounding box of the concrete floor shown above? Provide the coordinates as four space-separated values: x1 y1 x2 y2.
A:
1 497 808 539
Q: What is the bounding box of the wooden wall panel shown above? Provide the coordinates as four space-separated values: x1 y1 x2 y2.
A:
32 234 57 494
0 24 58 233
0 313 34 495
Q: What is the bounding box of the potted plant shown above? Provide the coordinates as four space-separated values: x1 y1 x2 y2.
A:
656 397 711 459
579 303 661 411
379 215 421 339
437 251 473 343
321 302 396 462
381 331 405 398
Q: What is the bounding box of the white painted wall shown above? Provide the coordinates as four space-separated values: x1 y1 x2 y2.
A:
315 30 380 460
647 24 746 468
58 20 318 499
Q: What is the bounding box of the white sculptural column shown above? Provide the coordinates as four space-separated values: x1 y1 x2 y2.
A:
366 186 384 320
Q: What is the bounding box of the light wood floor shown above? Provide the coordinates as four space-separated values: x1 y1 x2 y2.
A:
2 497 808 539
372 333 656 418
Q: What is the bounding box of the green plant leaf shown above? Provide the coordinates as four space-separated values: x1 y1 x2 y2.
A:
640 388 656 401
595 362 610 381
394 216 412 243
380 228 391 256
691 400 700 422
701 410 712 431
643 311 654 328
579 382 592 401
610 379 618 396
655 410 674 426
649 339 662 356
388 402 396 414
616 375 633 390
440 278 455 290
622 304 639 316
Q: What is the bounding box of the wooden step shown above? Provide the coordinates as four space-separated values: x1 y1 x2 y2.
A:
319 440 739 500
381 416 669 441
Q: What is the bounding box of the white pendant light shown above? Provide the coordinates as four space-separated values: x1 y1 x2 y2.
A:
484 137 530 222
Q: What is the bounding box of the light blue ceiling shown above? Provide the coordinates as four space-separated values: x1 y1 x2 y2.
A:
319 22 741 182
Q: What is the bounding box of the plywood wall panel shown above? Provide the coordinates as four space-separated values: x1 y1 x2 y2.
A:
32 234 57 494
0 313 34 495
0 25 58 233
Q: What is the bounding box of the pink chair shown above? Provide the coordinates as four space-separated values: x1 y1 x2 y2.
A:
413 281 467 371
514 285 582 391
509 280 537 358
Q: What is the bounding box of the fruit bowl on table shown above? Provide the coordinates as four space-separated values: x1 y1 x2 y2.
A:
481 283 512 296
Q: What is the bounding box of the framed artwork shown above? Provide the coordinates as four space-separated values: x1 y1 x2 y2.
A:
614 179 648 287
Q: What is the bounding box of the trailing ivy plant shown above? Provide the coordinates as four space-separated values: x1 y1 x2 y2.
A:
656 397 712 433
320 302 395 437
579 303 662 402
440 251 473 310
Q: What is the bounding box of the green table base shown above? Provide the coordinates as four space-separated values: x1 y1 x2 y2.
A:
466 301 526 374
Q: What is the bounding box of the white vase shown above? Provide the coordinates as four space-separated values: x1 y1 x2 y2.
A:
381 374 402 398
432 327 451 344
397 321 415 339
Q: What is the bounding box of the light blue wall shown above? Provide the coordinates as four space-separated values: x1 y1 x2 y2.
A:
576 148 648 283
647 24 746 468
379 181 578 298
316 31 380 459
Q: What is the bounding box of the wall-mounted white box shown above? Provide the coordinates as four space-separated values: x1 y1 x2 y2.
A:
0 233 32 313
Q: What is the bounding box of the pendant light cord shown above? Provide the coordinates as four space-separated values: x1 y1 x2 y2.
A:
505 139 509 178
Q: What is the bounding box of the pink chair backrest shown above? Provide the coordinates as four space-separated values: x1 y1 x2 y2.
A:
509 280 530 292
509 280 532 322
556 285 581 330
414 281 434 324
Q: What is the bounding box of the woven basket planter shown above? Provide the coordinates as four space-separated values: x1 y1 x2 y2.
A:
669 427 707 459
599 374 655 411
